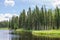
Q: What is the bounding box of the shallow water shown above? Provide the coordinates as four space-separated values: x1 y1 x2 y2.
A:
0 30 19 40
0 30 10 40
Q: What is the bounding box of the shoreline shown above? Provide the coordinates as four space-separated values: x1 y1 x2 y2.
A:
14 29 60 38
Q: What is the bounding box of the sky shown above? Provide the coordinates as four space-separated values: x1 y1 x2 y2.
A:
0 0 60 21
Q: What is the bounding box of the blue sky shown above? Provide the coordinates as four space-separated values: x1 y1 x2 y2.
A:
0 0 60 21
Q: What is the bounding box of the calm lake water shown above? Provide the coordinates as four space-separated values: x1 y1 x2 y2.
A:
0 30 60 40
0 30 20 40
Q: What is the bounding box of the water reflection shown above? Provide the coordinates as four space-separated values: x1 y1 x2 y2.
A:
11 31 32 40
10 32 60 40
11 34 20 40
11 35 60 40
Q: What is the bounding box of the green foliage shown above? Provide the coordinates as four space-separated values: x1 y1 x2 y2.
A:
9 6 60 30
0 21 8 28
32 30 60 38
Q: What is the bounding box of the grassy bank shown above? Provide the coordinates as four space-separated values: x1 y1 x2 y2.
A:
15 29 60 38
0 28 8 30
15 29 32 34
32 30 60 38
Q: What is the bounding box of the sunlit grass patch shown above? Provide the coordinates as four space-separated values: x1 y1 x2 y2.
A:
32 30 60 38
15 29 60 38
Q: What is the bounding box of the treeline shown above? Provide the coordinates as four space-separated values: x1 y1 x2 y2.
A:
9 6 60 30
0 21 8 28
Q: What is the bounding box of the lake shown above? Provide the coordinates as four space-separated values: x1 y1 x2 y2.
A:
0 30 60 40
0 30 19 40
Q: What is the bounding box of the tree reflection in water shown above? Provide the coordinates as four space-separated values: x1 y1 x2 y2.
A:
10 32 60 40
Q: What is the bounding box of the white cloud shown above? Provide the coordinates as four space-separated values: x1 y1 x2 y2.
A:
0 13 18 22
52 0 60 8
4 0 15 7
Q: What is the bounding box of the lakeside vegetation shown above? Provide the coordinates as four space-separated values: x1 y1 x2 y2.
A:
0 28 60 38
8 6 60 38
0 21 9 30
0 21 8 28
0 28 8 30
32 30 60 38
9 6 60 30
13 29 60 38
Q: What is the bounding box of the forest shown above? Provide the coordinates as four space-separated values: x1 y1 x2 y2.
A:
9 6 60 30
0 21 8 28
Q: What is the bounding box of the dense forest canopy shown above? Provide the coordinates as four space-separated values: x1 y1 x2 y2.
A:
2 6 60 30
